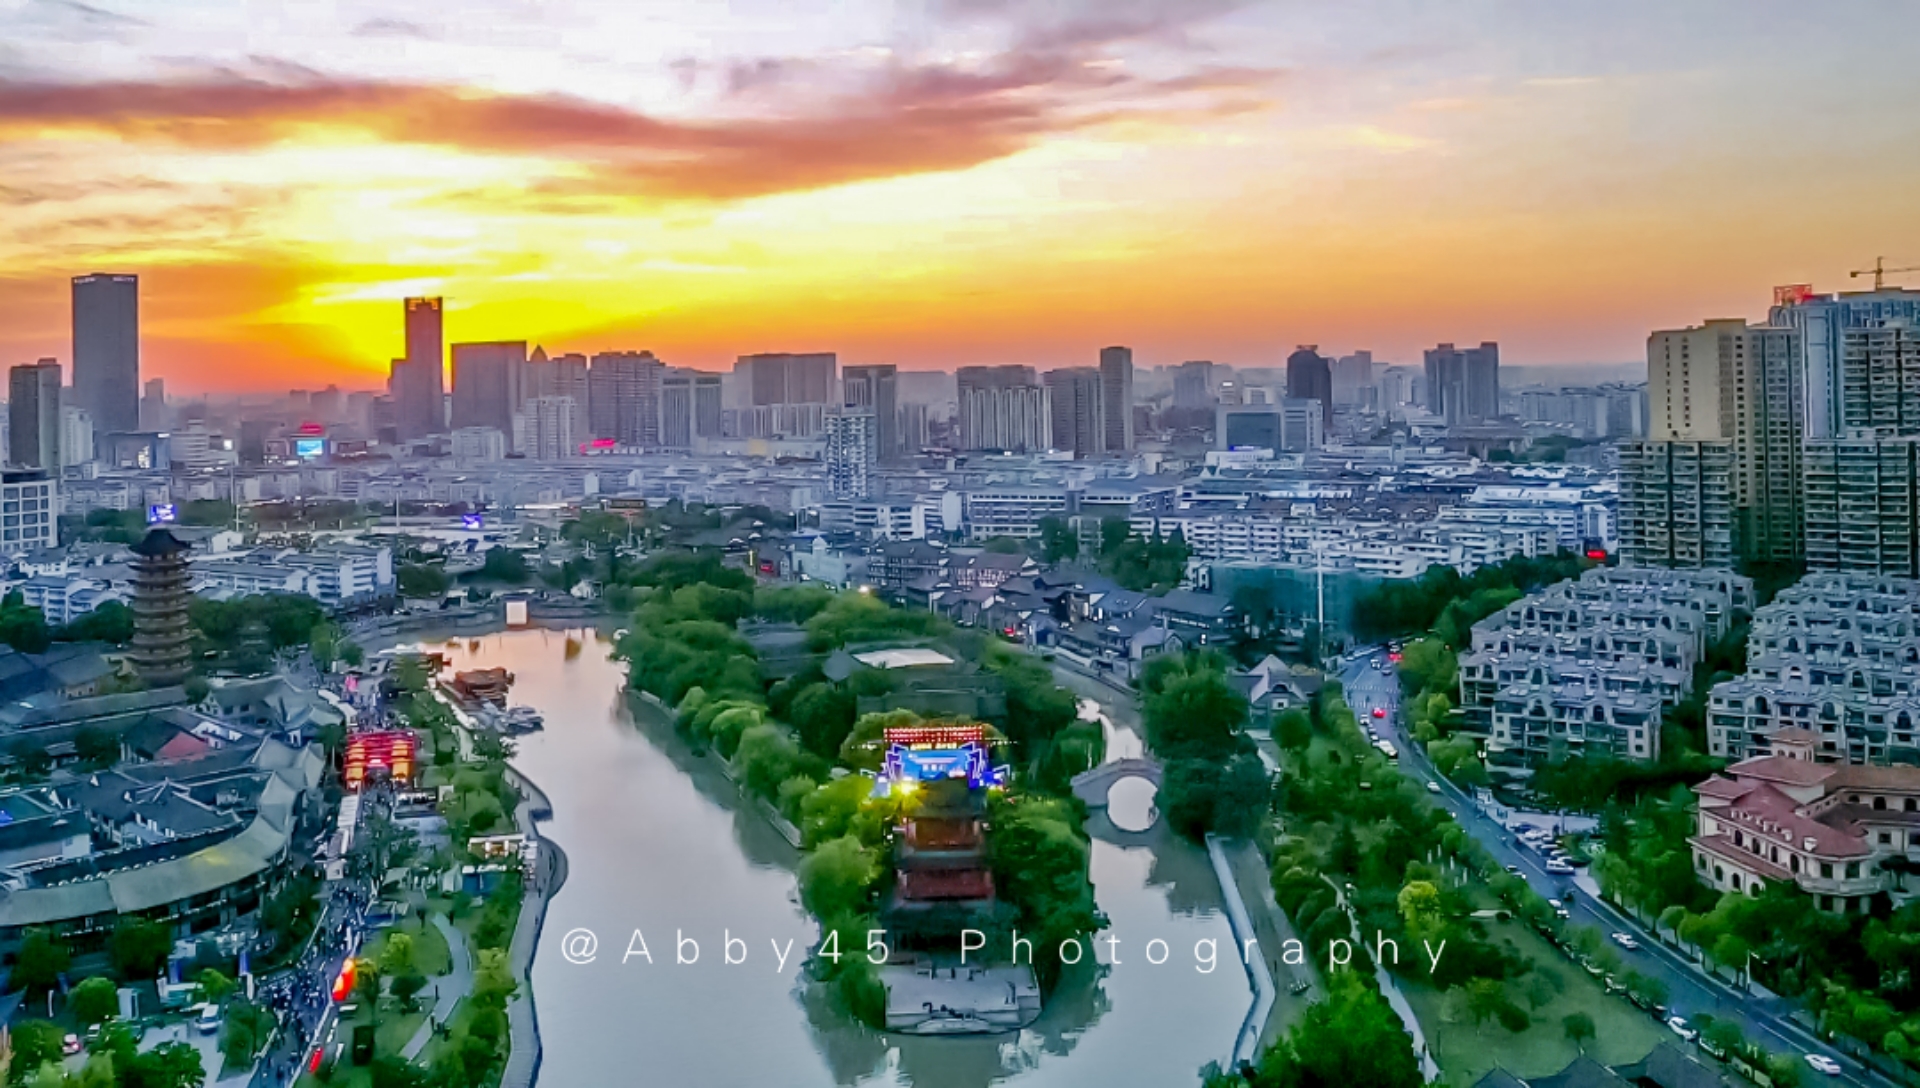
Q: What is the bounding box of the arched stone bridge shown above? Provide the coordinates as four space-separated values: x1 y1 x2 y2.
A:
1070 757 1165 808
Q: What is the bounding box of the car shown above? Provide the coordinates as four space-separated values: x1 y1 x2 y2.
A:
1651 1004 1670 1021
1667 1016 1698 1042
1555 907 1571 919
1546 860 1575 874
1547 898 1563 909
1505 864 1522 874
1805 1054 1843 1076
1603 975 1625 994
1611 932 1639 950
195 1004 221 1036
1371 707 1387 719
1288 978 1310 995
61 1034 80 1056
1426 781 1442 794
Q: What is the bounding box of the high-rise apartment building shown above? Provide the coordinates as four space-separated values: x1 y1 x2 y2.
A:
61 407 93 468
1099 346 1134 452
1803 436 1920 577
694 374 722 440
1423 342 1499 424
396 297 446 439
1045 367 1106 458
0 468 57 557
140 377 167 431
588 350 664 447
1771 286 1920 440
9 359 62 473
521 395 577 460
825 411 877 499
71 273 138 434
1332 351 1374 408
450 341 527 441
660 370 699 449
1286 346 1333 428
1172 360 1216 410
737 352 837 406
842 364 899 462
957 365 1051 452
1727 325 1804 565
1618 440 1735 569
522 348 591 441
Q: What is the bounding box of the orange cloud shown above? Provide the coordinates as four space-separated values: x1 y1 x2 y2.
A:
0 57 1280 201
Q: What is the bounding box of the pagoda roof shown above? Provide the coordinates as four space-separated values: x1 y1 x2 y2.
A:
130 528 192 558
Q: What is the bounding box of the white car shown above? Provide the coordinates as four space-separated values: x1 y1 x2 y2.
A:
1805 1054 1843 1076
1426 781 1442 794
1546 859 1575 875
1611 932 1639 950
1667 1016 1698 1042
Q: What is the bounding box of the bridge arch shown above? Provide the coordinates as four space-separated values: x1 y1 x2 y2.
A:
1071 758 1165 829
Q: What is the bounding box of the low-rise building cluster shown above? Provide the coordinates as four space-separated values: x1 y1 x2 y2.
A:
1460 567 1751 762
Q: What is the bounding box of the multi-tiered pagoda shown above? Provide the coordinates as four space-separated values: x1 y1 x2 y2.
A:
129 526 193 687
874 723 1007 942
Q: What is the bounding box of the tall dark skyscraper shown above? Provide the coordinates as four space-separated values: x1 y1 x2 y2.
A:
737 352 837 406
1099 346 1134 452
1285 345 1333 428
842 364 899 461
9 358 62 472
588 350 665 447
397 297 447 438
1045 366 1106 458
71 273 139 434
1422 341 1500 424
450 341 527 438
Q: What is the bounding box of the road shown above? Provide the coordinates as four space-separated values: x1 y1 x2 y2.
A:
1340 654 1889 1088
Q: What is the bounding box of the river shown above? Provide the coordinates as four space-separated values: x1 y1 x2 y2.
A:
420 628 1250 1087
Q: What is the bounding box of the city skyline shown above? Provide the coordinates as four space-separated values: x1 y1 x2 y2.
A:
4 1 1920 391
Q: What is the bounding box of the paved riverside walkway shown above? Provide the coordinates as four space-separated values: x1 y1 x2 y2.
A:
402 913 474 1060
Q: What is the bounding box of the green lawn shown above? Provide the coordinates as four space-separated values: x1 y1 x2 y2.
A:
1403 908 1670 1084
362 912 453 978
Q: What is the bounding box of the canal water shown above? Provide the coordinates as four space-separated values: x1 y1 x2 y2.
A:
423 628 1249 1087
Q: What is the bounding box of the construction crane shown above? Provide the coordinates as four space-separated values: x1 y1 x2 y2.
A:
1851 256 1920 291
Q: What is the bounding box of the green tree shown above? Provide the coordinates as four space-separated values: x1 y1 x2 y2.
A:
122 1040 206 1088
10 740 53 782
799 835 878 920
1703 1017 1745 1056
220 999 273 1067
1038 516 1079 563
108 917 173 980
1397 880 1444 937
194 968 238 1005
1273 708 1312 752
70 976 120 1025
471 947 516 1007
55 601 135 645
478 548 530 583
0 592 52 653
73 726 119 768
1252 972 1422 1088
1144 660 1248 761
10 1021 67 1086
13 929 68 995
380 932 417 978
397 564 451 598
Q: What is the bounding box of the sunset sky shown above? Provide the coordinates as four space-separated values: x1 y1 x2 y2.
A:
2 0 1919 392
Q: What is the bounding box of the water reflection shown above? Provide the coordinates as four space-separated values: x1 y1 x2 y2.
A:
415 629 1247 1088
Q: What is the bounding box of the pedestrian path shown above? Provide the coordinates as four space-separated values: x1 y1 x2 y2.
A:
402 913 474 1060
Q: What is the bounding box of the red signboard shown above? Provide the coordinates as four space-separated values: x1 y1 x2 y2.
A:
883 724 986 749
1773 284 1816 307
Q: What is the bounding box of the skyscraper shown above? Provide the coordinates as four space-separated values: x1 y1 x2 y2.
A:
694 374 723 440
140 377 167 431
1099 346 1134 452
825 410 877 499
1045 367 1105 458
1286 346 1333 428
9 359 62 473
661 371 696 449
523 349 591 441
588 351 664 447
450 341 527 439
842 364 900 462
1422 342 1499 424
1331 351 1374 407
957 365 1051 452
1172 361 1216 409
522 395 578 460
737 352 837 406
1770 285 1920 439
71 273 138 434
396 297 446 439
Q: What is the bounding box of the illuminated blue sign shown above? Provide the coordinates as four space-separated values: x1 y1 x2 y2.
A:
147 503 178 525
462 513 485 530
